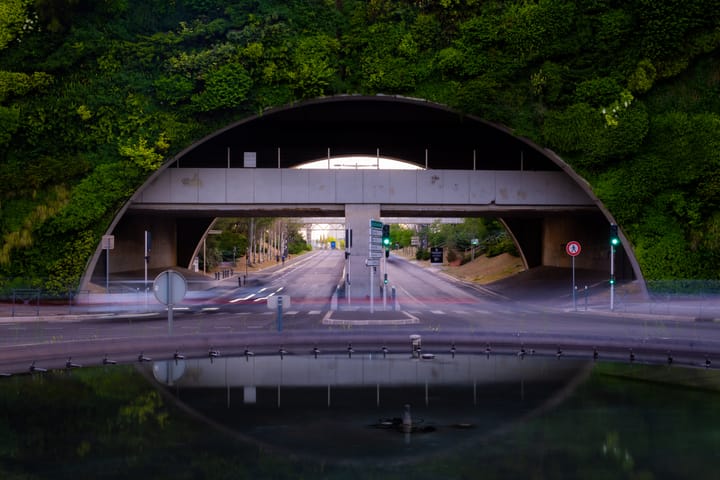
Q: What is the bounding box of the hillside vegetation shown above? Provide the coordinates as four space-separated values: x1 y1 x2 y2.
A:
1 0 719 292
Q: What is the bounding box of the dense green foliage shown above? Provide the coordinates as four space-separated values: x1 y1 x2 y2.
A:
1 0 719 290
389 219 517 262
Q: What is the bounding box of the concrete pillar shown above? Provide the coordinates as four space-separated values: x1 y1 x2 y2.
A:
106 215 177 274
542 215 608 271
345 204 380 301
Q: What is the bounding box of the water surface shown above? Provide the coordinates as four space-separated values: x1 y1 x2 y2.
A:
0 354 718 479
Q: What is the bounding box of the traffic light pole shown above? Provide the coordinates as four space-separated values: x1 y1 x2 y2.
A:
610 244 615 311
381 223 390 311
609 223 619 312
383 253 387 310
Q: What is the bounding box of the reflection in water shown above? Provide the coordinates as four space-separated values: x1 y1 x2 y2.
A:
0 354 718 479
153 354 590 464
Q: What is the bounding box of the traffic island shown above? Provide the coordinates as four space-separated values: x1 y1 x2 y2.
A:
322 309 419 326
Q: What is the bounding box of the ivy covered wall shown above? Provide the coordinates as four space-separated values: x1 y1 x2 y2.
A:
0 0 718 291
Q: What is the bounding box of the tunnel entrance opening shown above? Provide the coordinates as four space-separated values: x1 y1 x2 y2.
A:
84 95 642 300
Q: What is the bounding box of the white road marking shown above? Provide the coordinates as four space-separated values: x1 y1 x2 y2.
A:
230 293 255 302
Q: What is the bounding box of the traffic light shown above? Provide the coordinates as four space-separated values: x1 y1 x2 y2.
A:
382 224 390 247
610 224 620 247
384 273 388 284
609 275 615 285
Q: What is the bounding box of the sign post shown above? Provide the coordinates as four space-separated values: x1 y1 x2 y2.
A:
153 270 187 335
369 219 383 313
565 241 581 311
144 230 151 308
102 235 115 293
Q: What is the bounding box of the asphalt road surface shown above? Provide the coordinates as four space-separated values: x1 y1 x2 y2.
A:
1 250 719 373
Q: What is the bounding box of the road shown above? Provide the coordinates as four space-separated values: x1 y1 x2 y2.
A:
0 249 719 373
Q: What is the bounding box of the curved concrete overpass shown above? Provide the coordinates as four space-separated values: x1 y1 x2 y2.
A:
83 95 642 295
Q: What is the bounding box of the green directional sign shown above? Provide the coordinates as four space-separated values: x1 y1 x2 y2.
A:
370 219 383 229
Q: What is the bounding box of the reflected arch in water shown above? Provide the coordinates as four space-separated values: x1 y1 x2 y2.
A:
150 353 592 465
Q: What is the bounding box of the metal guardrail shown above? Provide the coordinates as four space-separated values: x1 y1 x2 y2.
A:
10 289 41 317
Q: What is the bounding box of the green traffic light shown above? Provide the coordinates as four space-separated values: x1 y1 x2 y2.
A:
381 224 390 247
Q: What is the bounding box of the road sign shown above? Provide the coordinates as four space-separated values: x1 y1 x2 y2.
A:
267 295 291 309
430 247 443 264
369 218 384 259
102 235 115 250
366 258 380 267
566 241 581 257
153 270 187 305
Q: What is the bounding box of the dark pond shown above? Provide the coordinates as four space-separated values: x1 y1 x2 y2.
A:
1 353 718 479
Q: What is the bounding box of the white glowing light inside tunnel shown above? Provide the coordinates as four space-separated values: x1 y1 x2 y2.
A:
297 155 423 170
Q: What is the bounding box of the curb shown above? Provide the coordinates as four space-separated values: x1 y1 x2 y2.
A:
0 311 159 324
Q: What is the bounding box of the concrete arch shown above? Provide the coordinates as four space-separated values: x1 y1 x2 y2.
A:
82 95 644 295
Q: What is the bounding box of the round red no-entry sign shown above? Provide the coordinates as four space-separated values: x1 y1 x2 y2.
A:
566 241 581 257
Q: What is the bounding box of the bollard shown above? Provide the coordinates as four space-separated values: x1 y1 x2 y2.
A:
410 334 422 358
